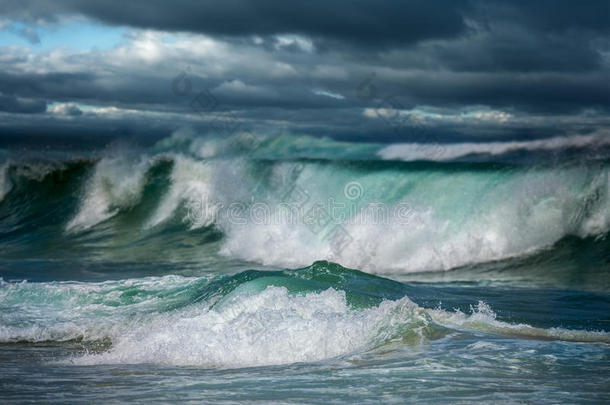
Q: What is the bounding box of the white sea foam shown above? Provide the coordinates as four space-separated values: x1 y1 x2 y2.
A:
377 134 610 162
73 286 426 368
146 155 217 229
56 136 610 273
2 279 608 368
0 275 205 343
428 301 610 343
67 156 152 232
219 164 610 273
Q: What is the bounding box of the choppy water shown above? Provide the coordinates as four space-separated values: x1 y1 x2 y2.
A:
1 133 609 403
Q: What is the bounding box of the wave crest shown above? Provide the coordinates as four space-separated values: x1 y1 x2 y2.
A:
1 262 608 368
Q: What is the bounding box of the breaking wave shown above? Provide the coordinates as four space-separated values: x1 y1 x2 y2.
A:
1 261 607 368
0 133 608 274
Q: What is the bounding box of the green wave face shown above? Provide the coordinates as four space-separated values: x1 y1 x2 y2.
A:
2 261 607 368
1 139 608 277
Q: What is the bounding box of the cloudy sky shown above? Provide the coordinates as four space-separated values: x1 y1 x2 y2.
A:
0 0 608 145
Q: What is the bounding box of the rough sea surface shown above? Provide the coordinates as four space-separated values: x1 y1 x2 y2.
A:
1 133 609 403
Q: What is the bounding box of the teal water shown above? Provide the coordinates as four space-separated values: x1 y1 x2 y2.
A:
0 134 609 403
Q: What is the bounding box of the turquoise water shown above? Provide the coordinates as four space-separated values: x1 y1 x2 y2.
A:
0 134 609 403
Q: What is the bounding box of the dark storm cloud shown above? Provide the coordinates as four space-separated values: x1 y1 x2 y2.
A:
0 70 351 113
1 0 470 46
426 31 604 73
0 93 46 113
0 0 608 142
479 0 610 35
3 0 608 45
383 72 610 114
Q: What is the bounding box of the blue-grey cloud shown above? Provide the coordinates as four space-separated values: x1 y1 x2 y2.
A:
0 0 607 143
0 93 46 113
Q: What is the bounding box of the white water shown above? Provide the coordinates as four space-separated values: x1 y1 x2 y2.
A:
377 133 610 162
219 163 610 273
67 155 153 232
56 133 610 273
146 155 217 229
1 278 608 368
72 287 425 368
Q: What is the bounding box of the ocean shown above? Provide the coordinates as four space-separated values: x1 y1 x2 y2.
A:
1 132 609 403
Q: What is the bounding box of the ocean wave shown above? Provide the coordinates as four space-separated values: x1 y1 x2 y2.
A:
72 286 425 368
0 135 608 272
66 155 156 232
1 262 607 368
429 301 610 343
377 133 610 162
216 159 609 272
